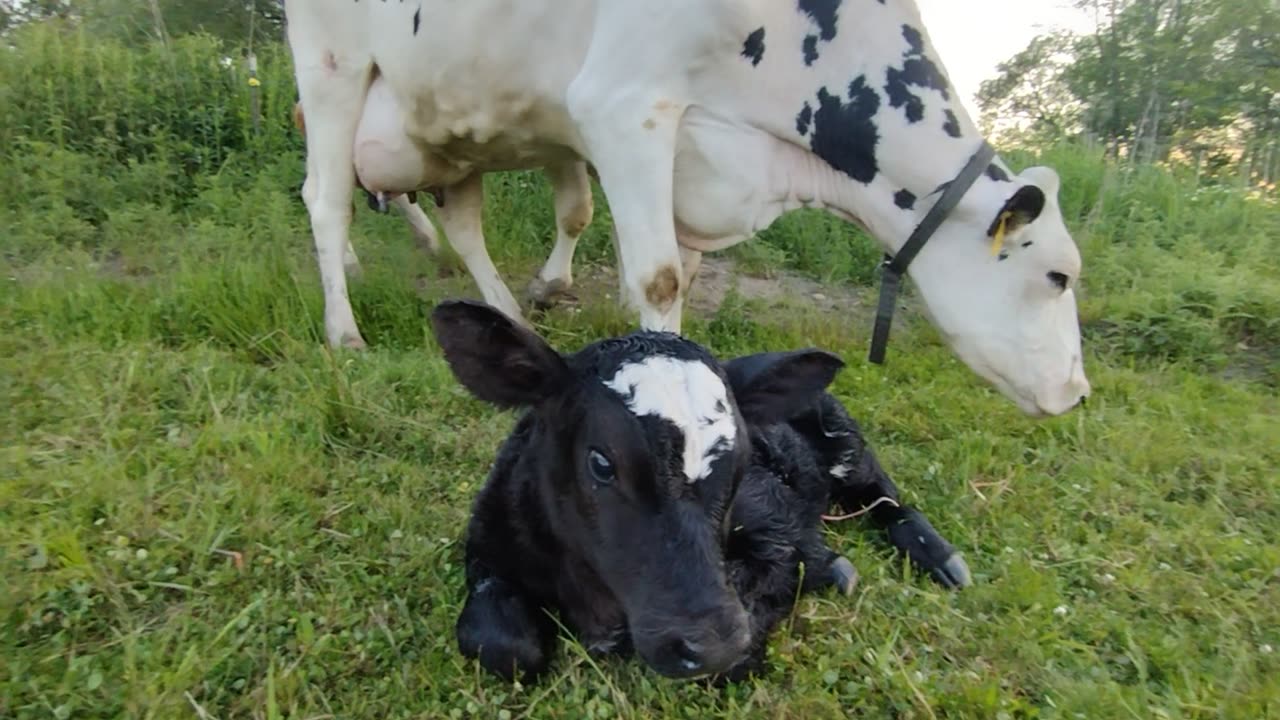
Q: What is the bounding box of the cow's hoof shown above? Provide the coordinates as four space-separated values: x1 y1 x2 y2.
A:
830 556 859 596
338 333 367 350
525 277 578 311
931 553 972 589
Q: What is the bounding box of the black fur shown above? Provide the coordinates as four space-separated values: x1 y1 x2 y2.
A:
798 0 841 65
742 27 766 66
894 189 916 210
883 24 951 124
433 301 968 684
806 76 881 184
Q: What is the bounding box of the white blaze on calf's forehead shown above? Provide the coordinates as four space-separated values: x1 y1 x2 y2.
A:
602 356 736 483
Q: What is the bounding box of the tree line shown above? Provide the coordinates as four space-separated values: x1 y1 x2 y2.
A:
978 0 1279 189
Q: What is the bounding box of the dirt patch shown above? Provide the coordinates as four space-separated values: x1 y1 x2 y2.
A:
562 255 871 318
684 255 866 316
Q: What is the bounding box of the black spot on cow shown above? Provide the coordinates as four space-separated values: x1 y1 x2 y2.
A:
894 189 916 210
798 0 840 64
412 7 420 35
796 102 813 136
807 75 880 184
902 24 925 54
803 35 819 65
942 109 961 138
1021 241 1033 248
884 72 924 122
883 24 951 125
799 0 840 40
742 27 766 66
997 251 1010 261
985 163 1011 182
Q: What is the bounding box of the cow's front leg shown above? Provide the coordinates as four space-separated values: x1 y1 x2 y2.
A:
568 70 685 331
455 568 557 682
526 161 593 310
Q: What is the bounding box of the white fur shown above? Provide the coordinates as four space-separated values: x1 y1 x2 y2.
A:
285 0 1090 416
603 357 736 483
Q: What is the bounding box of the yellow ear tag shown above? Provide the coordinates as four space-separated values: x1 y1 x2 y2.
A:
990 211 1012 256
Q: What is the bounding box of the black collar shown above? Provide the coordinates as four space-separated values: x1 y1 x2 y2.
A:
867 140 996 364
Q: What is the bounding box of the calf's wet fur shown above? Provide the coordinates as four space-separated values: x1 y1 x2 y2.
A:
430 299 968 683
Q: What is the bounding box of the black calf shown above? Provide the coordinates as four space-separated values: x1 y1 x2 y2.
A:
431 300 967 685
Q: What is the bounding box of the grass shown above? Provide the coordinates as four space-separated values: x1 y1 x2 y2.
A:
1 33 1278 714
2 146 1277 720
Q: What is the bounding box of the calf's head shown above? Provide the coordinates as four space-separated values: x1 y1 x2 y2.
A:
431 300 843 678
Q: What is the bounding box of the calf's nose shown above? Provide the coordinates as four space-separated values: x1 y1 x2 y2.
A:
647 606 751 678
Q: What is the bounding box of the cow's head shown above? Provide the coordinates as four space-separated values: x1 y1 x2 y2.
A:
781 13 1090 416
431 300 843 678
906 166 1089 417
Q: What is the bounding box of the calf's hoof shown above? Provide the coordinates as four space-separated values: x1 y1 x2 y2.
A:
524 277 578 311
829 556 859 596
931 553 972 589
886 508 970 590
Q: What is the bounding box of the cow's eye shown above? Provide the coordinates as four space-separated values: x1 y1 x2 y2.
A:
587 449 615 485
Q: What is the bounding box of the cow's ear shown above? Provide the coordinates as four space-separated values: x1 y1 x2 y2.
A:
986 183 1046 237
430 300 569 408
725 350 845 425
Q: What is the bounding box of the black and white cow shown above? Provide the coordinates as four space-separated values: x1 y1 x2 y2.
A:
285 0 1091 418
431 300 967 683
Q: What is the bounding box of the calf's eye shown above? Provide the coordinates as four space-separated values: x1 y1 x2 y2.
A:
587 449 615 485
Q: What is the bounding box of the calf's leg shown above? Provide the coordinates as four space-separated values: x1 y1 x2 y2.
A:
456 567 557 682
826 430 972 589
716 470 857 684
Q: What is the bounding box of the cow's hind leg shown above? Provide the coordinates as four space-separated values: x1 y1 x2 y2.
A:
526 161 593 310
436 173 527 325
391 193 441 255
456 571 556 682
293 57 370 349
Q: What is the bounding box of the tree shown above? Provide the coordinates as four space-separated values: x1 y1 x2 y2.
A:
978 0 1280 187
977 32 1082 144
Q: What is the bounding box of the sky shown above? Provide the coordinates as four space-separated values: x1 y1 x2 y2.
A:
915 0 1095 120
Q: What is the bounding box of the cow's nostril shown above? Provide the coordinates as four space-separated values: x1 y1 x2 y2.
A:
671 638 703 672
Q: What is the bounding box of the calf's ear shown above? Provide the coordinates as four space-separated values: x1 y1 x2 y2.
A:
430 300 569 408
725 349 845 425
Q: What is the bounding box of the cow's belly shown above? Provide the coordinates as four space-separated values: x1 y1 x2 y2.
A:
359 0 595 180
